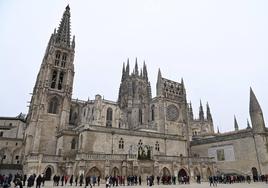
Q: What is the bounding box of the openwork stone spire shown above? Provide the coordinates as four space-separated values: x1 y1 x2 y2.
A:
55 5 71 47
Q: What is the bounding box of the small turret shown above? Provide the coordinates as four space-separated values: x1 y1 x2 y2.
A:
234 115 239 131
249 87 266 132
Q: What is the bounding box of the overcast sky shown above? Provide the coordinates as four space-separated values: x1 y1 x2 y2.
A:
0 0 267 132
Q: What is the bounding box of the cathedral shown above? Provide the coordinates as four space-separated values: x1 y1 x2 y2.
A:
0 6 267 182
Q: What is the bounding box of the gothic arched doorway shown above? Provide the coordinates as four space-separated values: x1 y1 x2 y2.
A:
252 167 258 181
44 167 53 180
111 167 120 176
178 168 187 178
87 167 101 177
161 167 171 176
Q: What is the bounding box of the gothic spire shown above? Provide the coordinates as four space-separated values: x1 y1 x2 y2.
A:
249 87 266 132
126 59 130 76
234 115 239 131
134 58 139 76
181 78 185 94
156 68 162 96
55 5 71 47
206 102 213 122
143 61 148 81
250 87 262 113
157 68 162 82
217 126 220 134
121 63 125 81
199 100 204 121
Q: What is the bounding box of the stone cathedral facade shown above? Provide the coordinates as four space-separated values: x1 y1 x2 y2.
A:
1 6 268 181
22 6 214 180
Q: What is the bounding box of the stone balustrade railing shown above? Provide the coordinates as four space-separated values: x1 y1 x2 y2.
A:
76 153 137 161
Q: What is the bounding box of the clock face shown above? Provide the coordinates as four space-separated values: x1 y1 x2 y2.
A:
166 104 179 121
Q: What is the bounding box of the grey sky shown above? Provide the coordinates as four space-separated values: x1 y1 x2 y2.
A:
0 0 267 132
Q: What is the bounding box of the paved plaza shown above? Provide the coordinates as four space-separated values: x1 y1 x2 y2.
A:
27 181 267 188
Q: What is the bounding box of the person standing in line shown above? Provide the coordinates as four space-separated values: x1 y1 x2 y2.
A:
97 176 100 186
36 175 42 188
70 174 73 186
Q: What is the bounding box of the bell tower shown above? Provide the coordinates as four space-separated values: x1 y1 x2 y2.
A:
25 5 75 157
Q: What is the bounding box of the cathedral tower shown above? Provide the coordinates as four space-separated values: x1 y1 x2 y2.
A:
25 6 75 157
118 59 152 129
249 87 266 133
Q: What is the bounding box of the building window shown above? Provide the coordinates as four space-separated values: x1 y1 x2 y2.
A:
48 97 59 114
15 142 18 146
9 123 12 126
0 132 3 137
57 72 64 90
119 138 124 149
139 109 142 124
61 53 67 67
155 141 160 151
54 51 61 66
16 160 20 164
217 149 225 161
3 155 6 159
15 156 19 160
151 105 155 121
106 108 113 127
50 70 58 89
71 138 76 149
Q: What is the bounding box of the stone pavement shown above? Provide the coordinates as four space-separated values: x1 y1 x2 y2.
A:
32 181 267 188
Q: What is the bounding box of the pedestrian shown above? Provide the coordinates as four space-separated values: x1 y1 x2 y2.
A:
36 175 42 188
70 174 73 186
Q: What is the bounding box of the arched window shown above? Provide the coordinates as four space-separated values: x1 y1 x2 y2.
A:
50 70 57 89
106 108 113 127
71 138 76 149
61 53 67 67
155 141 160 151
151 105 155 121
119 138 124 149
139 109 142 124
54 51 61 66
57 72 64 90
48 97 59 114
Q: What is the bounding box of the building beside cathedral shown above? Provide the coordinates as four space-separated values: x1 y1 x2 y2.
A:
0 6 267 181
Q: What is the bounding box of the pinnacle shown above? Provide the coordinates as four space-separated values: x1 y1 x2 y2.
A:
249 87 262 113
